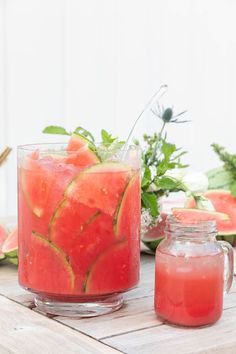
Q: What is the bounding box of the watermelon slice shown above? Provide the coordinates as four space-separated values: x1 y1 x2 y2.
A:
66 134 100 168
20 153 77 218
142 213 168 252
85 240 139 295
19 232 75 294
0 224 7 261
114 172 141 239
172 208 229 226
186 190 236 236
50 199 114 291
2 228 18 264
65 162 133 216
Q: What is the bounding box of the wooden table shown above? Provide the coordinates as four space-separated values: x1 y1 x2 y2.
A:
0 253 236 354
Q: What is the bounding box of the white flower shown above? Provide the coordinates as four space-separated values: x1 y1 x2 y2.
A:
182 172 209 195
165 168 187 181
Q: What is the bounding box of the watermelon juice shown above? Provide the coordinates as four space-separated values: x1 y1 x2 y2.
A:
154 216 234 327
18 141 140 316
155 250 224 326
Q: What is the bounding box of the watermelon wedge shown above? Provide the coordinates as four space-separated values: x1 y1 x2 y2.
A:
50 199 114 291
172 208 229 226
0 224 7 261
142 213 168 252
20 232 75 294
2 228 18 264
20 153 77 218
114 172 140 239
186 190 236 236
66 134 100 168
65 162 133 216
84 240 138 295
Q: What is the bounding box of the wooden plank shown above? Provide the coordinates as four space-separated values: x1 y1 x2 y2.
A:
103 305 236 354
0 295 121 354
56 295 162 340
0 264 34 307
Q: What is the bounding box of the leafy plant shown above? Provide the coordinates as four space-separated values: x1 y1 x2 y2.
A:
211 143 236 196
134 106 188 224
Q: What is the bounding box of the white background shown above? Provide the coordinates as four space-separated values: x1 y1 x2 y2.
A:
0 0 236 216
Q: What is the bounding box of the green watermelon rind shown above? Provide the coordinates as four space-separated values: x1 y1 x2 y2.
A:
83 239 128 294
142 237 164 252
7 257 18 265
4 249 18 259
32 231 75 291
64 162 133 214
113 172 139 237
49 196 101 239
2 229 18 259
0 253 5 261
20 168 44 218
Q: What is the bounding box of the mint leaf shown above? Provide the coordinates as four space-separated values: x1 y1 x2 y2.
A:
141 192 158 217
73 126 95 142
101 129 117 145
43 126 70 135
154 176 185 191
142 166 152 189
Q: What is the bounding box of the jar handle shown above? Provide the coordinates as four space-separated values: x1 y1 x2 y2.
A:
218 241 234 294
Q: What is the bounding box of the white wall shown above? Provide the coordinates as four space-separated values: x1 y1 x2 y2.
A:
0 0 236 216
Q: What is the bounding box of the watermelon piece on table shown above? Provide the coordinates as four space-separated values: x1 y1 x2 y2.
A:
0 224 7 261
19 232 75 295
66 134 100 168
142 213 168 252
50 199 114 291
2 228 18 264
85 240 139 295
186 190 236 236
65 162 133 216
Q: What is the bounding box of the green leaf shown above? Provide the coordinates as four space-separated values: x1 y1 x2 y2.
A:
154 176 184 191
142 166 152 189
161 141 176 160
43 126 70 136
141 192 158 217
73 126 95 142
101 129 117 145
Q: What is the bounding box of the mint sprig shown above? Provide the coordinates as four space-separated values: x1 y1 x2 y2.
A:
43 125 125 161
